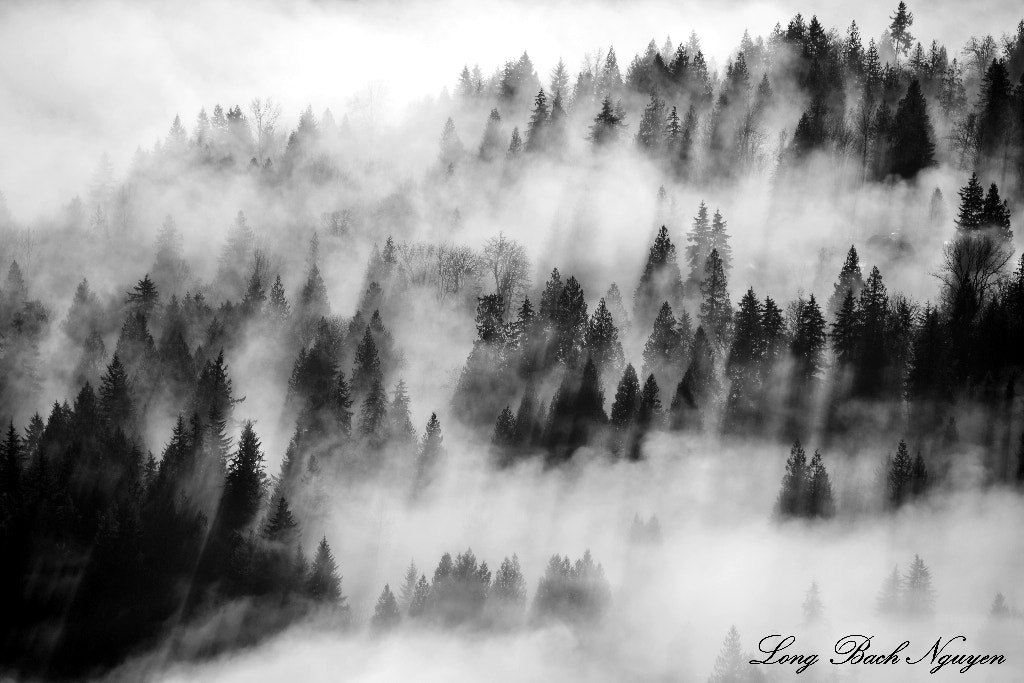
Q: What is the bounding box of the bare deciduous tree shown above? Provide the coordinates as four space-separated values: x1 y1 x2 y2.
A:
937 232 1012 314
250 97 282 164
482 232 530 317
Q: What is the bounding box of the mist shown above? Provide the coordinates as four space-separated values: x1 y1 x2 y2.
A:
2 0 1024 681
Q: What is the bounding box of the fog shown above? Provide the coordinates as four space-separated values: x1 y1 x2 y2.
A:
2 0 1024 680
1 0 1021 216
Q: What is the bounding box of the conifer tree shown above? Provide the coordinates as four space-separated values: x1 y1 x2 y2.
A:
791 294 826 383
409 574 431 617
264 496 299 544
802 581 824 624
479 108 505 162
610 364 641 430
589 97 625 145
642 302 684 386
507 127 523 158
699 249 732 348
634 226 685 325
359 378 389 445
827 246 865 317
398 560 418 612
903 554 935 617
876 565 903 615
636 373 662 433
307 536 347 609
126 274 160 318
585 298 625 376
371 584 401 630
709 210 732 275
685 202 712 288
635 94 665 151
221 421 266 534
807 450 835 518
99 354 134 434
708 627 746 683
887 439 913 508
888 79 935 178
954 173 985 232
776 440 809 518
526 89 549 152
352 327 382 397
387 379 416 445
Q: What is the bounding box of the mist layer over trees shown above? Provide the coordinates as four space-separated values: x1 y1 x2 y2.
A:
2 2 1024 681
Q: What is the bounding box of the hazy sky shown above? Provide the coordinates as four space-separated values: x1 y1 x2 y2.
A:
0 0 1019 218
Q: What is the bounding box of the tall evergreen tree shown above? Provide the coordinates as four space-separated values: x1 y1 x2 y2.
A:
698 249 732 348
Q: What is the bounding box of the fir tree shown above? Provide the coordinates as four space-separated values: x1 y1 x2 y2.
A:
903 554 935 617
398 560 418 612
827 246 865 317
526 89 549 152
802 581 824 624
307 536 347 609
708 627 746 683
888 79 935 178
585 298 625 376
371 584 401 630
699 249 732 348
686 202 712 288
776 440 809 518
610 364 641 429
359 378 389 445
221 421 266 533
634 226 685 325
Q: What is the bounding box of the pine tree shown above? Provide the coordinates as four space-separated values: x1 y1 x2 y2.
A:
492 554 527 605
699 249 732 348
0 422 24 500
359 378 389 445
877 565 903 615
398 560 418 612
686 202 712 288
636 373 662 433
478 108 505 162
791 294 827 383
221 421 266 533
954 173 985 232
507 127 523 158
709 210 732 275
554 276 587 366
387 379 416 445
903 554 935 617
634 226 685 325
635 94 665 151
307 536 347 609
99 354 134 433
417 413 444 484
352 326 382 397
831 289 861 366
887 439 913 508
264 496 299 543
371 584 401 630
589 96 625 145
807 450 835 518
776 440 809 518
585 298 625 377
610 364 641 429
981 182 1012 242
526 89 549 152
126 274 160 318
267 275 290 320
802 581 824 624
827 246 865 316
492 406 517 457
409 574 431 617
888 2 914 65
888 79 935 178
708 627 746 683
642 302 684 385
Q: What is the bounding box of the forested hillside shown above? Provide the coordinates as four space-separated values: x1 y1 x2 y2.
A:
1 3 1024 681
